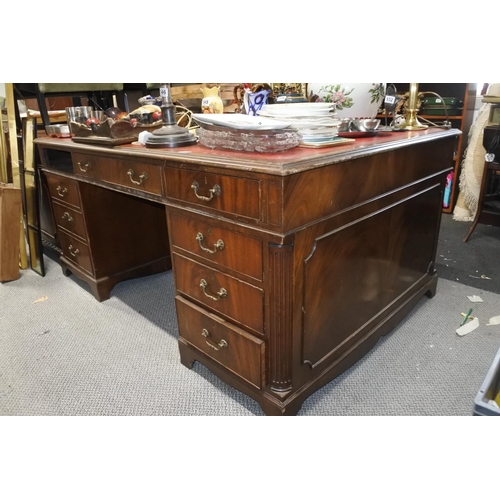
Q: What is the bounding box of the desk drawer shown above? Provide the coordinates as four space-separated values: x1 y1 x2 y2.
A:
45 173 81 209
173 253 264 335
52 201 87 241
176 296 265 389
72 153 163 196
59 229 93 274
169 212 263 281
164 167 261 220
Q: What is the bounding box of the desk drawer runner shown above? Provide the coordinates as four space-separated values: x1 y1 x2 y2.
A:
58 230 93 274
45 174 82 209
175 296 265 389
164 167 261 220
51 201 87 241
72 153 163 196
169 212 263 280
173 253 264 335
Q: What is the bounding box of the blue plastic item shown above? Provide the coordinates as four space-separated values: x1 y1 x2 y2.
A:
443 172 453 208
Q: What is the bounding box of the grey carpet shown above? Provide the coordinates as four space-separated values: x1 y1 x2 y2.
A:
436 213 500 294
1 247 500 416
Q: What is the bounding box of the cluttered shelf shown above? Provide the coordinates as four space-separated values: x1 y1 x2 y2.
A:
386 83 477 214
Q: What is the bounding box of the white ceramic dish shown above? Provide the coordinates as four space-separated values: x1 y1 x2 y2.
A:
299 129 339 139
299 137 355 148
193 113 292 130
257 115 341 133
299 134 339 141
259 107 334 117
259 111 340 121
263 103 334 111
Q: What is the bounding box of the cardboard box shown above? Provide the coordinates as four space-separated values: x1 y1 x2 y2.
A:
473 347 500 416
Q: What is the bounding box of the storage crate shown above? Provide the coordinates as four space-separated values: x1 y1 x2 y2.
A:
421 97 463 116
422 97 461 108
473 347 500 416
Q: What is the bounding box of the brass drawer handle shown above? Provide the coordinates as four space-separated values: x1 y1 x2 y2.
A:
196 232 225 254
56 186 67 197
77 161 91 172
199 279 227 301
62 212 74 223
127 169 148 185
201 328 228 351
191 181 221 202
68 245 80 257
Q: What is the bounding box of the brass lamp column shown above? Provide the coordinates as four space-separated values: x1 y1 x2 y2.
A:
400 83 428 131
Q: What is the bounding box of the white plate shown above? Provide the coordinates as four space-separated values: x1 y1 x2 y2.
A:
300 130 339 140
258 113 341 131
299 134 339 142
299 137 355 148
258 111 338 119
259 107 334 117
263 103 334 111
257 113 340 130
193 113 292 130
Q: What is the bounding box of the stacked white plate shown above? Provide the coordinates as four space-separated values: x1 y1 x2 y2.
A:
259 102 335 116
193 113 292 130
257 103 341 144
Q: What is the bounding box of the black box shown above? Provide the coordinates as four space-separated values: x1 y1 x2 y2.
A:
473 347 500 416
483 124 500 163
421 97 463 116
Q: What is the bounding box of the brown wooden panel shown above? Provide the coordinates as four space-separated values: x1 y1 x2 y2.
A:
283 138 455 231
176 296 265 388
45 173 81 209
164 166 261 220
51 201 87 241
78 182 170 279
72 152 163 196
265 180 282 227
0 184 22 282
301 185 441 368
58 229 93 274
169 212 263 281
173 253 264 335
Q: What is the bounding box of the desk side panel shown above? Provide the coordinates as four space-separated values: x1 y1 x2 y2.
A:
282 137 456 232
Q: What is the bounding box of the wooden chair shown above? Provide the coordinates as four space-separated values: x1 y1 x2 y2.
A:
463 159 500 242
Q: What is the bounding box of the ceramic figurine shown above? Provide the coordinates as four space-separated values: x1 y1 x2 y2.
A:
201 86 223 114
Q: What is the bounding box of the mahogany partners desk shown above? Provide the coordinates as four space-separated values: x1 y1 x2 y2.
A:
35 128 460 416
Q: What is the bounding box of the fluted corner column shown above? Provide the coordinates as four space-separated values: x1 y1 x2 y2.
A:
268 243 294 393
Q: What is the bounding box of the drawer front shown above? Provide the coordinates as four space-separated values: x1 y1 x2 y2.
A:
169 212 263 280
59 230 94 274
52 201 87 241
72 153 163 196
173 254 264 335
45 173 81 209
176 296 265 388
164 167 261 220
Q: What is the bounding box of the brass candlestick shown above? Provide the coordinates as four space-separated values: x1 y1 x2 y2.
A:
397 83 428 131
